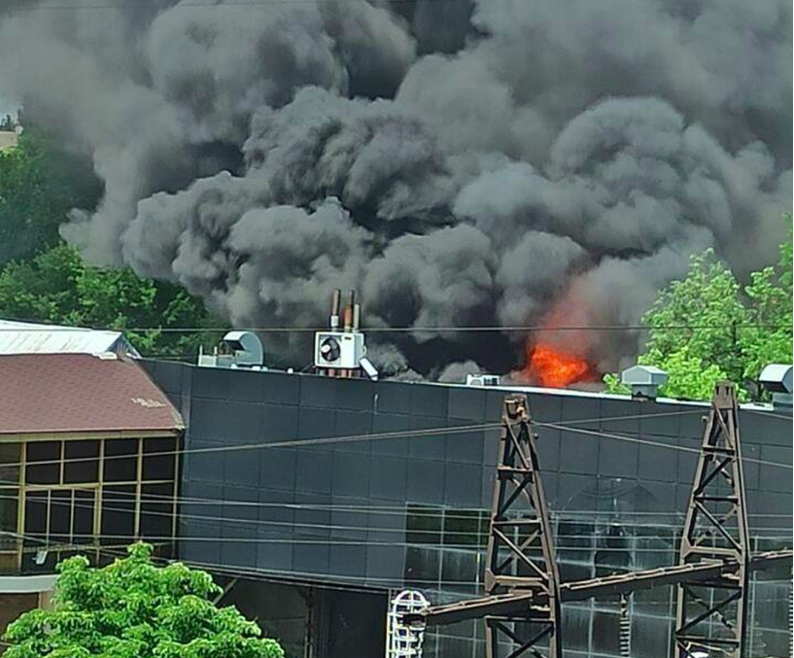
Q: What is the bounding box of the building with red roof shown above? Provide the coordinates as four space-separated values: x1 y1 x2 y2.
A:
0 352 183 637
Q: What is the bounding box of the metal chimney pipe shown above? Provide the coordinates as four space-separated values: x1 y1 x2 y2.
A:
343 290 356 332
353 303 361 331
343 304 353 333
330 289 341 330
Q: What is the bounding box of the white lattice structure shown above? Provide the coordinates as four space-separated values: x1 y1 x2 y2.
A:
386 590 429 658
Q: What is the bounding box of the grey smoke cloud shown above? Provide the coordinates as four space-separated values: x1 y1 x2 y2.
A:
437 360 483 384
0 0 790 378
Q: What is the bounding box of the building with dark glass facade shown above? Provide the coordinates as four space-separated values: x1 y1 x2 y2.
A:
144 360 792 658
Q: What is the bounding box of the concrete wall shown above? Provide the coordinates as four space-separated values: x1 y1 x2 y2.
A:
145 360 793 658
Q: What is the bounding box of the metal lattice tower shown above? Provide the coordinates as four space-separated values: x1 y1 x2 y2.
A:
483 395 562 658
402 387 792 657
674 382 750 658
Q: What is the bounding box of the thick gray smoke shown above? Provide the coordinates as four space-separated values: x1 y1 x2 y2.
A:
1 0 791 377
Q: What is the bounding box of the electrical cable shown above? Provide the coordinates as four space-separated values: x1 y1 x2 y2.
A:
530 420 794 470
2 529 485 591
0 406 715 476
0 0 497 11
4 529 791 599
0 406 785 475
2 493 790 549
4 477 792 518
742 407 794 421
0 322 788 333
3 489 791 535
544 408 707 426
0 420 503 473
10 529 756 553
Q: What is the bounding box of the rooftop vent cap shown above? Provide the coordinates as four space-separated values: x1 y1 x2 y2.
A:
758 364 792 394
620 364 668 399
759 364 793 414
222 331 264 368
466 374 500 387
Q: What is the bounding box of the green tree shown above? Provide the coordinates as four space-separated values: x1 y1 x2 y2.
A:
3 543 284 658
0 243 223 358
603 225 793 401
641 248 749 385
740 221 793 381
0 123 101 266
603 347 731 401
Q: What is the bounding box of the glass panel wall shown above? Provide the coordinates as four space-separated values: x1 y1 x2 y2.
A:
9 435 180 574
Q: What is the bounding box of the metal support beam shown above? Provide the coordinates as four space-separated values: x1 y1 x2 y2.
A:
674 382 750 658
404 549 792 627
483 395 561 658
403 386 792 655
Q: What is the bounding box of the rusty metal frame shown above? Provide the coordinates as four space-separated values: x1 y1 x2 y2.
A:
674 382 750 658
402 385 792 658
482 395 561 658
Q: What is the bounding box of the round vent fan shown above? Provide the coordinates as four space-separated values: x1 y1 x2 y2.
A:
319 336 341 363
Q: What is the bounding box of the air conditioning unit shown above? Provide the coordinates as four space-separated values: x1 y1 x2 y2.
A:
314 331 366 369
466 374 501 387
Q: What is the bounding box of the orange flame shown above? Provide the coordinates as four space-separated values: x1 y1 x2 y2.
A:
526 344 594 388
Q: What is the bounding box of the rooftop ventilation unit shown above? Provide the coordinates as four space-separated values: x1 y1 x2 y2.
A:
198 331 266 370
620 364 668 400
759 364 792 414
314 290 378 381
466 374 501 387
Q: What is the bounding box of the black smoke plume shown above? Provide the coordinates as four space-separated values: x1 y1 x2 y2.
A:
1 0 790 378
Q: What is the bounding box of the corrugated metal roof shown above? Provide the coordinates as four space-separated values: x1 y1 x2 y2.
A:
0 353 183 435
0 320 140 357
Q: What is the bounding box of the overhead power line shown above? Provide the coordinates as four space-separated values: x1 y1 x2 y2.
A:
3 529 473 593
7 490 790 538
4 485 791 546
0 407 702 473
2 0 479 11
4 529 790 553
0 322 788 333
0 407 789 483
530 420 794 471
0 407 706 474
0 421 501 474
3 486 791 534
5 461 793 519
742 407 794 421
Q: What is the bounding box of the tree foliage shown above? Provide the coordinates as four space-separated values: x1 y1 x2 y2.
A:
0 123 101 266
0 120 224 357
604 223 793 400
740 223 793 380
641 248 750 385
0 243 222 358
3 543 284 658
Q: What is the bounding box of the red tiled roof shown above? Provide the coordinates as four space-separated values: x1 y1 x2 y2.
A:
0 354 183 435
